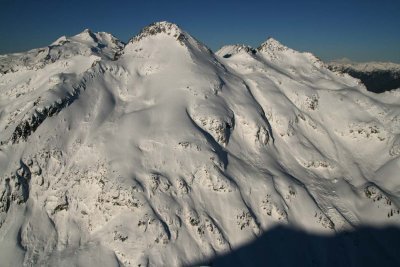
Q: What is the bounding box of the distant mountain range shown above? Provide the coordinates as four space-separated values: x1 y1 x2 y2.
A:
328 59 400 93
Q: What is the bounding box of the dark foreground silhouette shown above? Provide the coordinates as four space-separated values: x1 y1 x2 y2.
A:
190 225 400 267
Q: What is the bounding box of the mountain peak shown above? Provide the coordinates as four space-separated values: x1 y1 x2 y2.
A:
72 28 99 43
132 21 185 42
257 37 289 53
68 29 124 52
82 28 93 34
124 21 212 56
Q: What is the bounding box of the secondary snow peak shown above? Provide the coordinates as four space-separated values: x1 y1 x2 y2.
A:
257 37 289 53
72 28 99 42
0 29 124 74
70 29 124 49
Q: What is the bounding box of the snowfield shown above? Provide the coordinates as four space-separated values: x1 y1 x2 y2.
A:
0 22 400 266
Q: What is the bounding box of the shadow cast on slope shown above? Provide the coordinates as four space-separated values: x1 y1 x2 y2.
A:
189 225 400 267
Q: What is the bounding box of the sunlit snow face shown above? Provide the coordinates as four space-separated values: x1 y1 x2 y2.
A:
0 22 399 267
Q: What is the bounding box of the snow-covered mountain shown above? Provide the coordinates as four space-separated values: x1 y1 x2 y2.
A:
328 59 400 93
0 22 400 266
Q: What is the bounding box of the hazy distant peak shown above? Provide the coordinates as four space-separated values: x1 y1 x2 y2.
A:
331 57 353 64
327 59 400 92
329 59 400 72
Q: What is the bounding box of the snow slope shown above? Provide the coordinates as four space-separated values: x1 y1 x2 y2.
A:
0 22 400 266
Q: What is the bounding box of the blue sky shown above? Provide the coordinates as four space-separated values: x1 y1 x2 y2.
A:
1 0 399 62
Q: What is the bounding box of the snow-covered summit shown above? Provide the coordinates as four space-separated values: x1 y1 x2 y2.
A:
257 37 290 53
49 28 124 60
0 29 124 74
254 37 325 71
51 28 99 46
123 21 213 58
130 21 185 42
70 28 123 47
